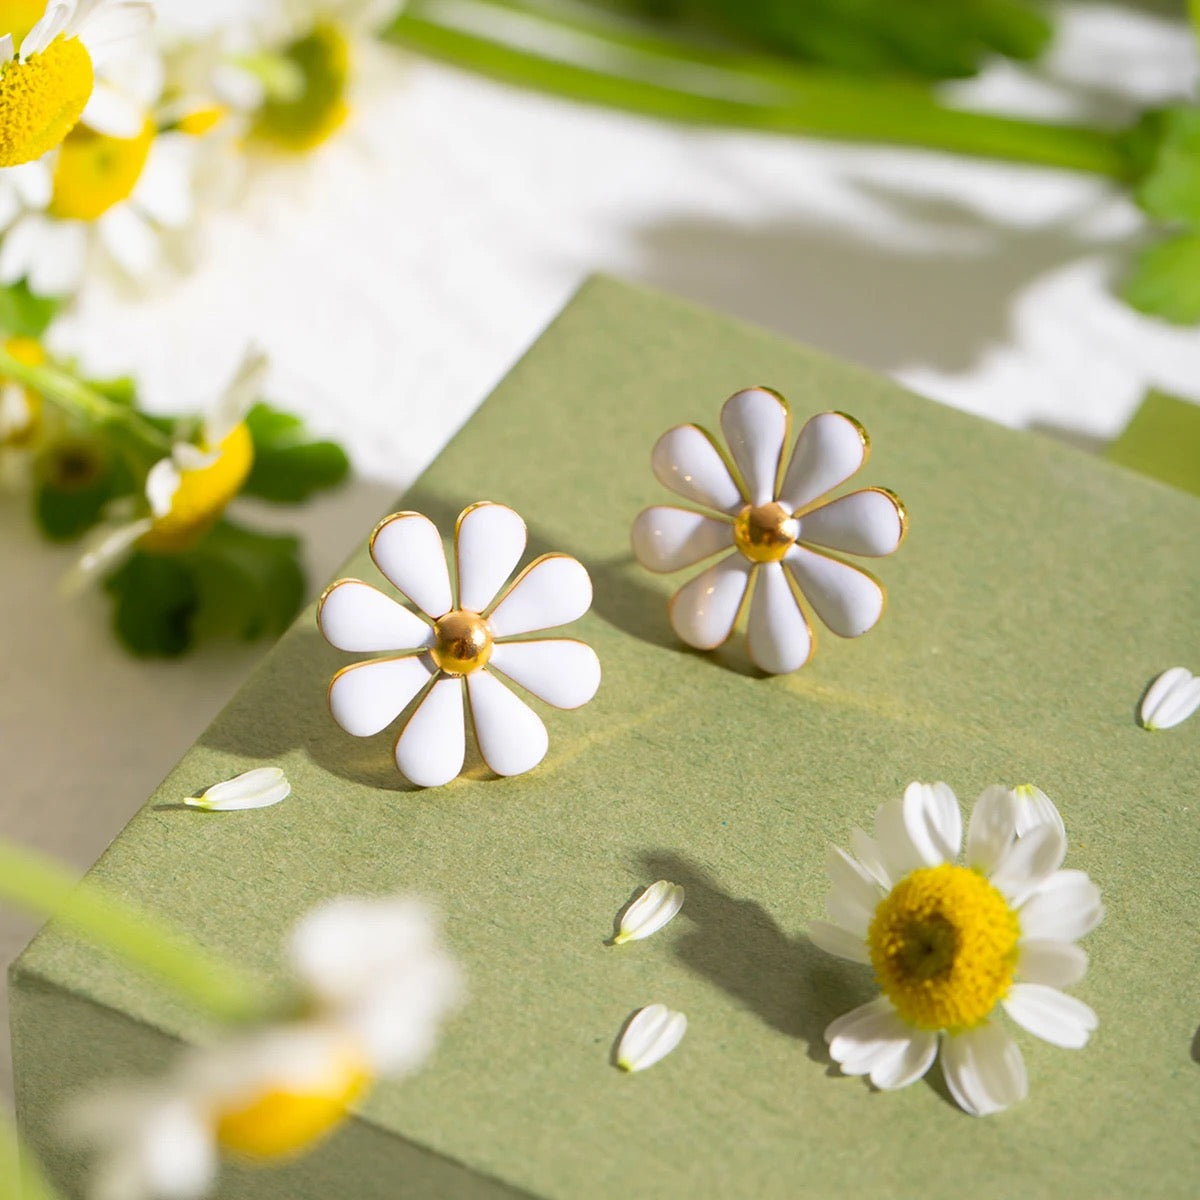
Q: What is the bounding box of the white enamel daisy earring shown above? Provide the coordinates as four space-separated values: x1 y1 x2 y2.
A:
632 387 908 674
318 502 601 788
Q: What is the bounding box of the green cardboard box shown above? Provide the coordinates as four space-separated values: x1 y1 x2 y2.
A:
10 277 1200 1198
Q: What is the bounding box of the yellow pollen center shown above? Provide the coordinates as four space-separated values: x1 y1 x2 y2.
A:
868 863 1019 1032
215 1051 370 1160
251 21 350 153
0 34 94 167
50 115 156 221
431 609 494 675
732 501 798 563
139 424 255 553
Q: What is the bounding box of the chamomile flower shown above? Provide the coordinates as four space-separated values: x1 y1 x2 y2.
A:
812 783 1103 1116
70 895 463 1200
0 0 155 167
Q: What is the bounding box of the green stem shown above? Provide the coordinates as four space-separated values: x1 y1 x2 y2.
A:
0 348 173 456
0 839 274 1026
388 0 1134 178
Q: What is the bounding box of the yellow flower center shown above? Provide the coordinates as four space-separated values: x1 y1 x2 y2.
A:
867 863 1019 1032
0 33 94 167
251 21 350 153
431 609 494 675
732 501 798 564
0 335 44 446
176 104 227 137
49 115 156 221
139 424 255 553
215 1049 370 1160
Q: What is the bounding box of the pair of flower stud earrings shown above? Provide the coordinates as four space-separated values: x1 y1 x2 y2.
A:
317 386 909 787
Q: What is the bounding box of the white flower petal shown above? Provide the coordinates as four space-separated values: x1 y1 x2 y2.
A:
784 544 884 638
799 488 906 557
966 785 1018 875
826 996 925 1088
185 767 290 811
631 505 733 574
825 845 883 930
667 552 751 650
75 1 155 53
329 656 432 738
616 1004 687 1072
204 349 267 446
133 137 195 230
144 456 182 517
849 827 893 888
1011 784 1066 841
941 1023 1028 1117
989 822 1066 907
455 502 527 614
81 81 147 138
370 512 453 619
808 919 870 964
20 4 68 58
614 881 684 944
1018 870 1104 943
98 205 158 277
719 387 788 506
15 218 87 296
11 159 52 208
1016 939 1088 988
901 781 963 865
62 518 152 593
651 423 743 514
394 677 465 787
1002 983 1097 1049
0 33 13 60
871 1029 938 1090
487 553 592 637
318 579 432 654
746 561 813 674
872 797 930 882
487 638 600 710
779 411 869 513
466 670 548 778
1140 666 1200 730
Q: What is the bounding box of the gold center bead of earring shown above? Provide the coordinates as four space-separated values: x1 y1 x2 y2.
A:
431 610 494 675
732 501 799 563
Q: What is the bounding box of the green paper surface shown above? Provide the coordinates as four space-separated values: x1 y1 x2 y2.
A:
11 277 1200 1198
1107 389 1200 498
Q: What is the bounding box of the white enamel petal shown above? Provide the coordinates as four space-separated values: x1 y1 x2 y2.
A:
746 561 813 674
1016 939 1088 988
616 1004 687 1072
1140 667 1200 730
615 881 685 944
719 387 788 506
799 488 905 557
808 920 870 964
318 580 432 653
785 544 884 638
330 656 433 738
487 554 592 637
370 512 453 619
1002 984 1098 1049
966 785 1018 875
631 506 733 573
394 677 465 787
466 670 549 778
668 553 752 650
651 424 743 514
988 822 1066 907
1018 870 1104 943
487 639 600 710
1012 785 1066 841
941 1024 1028 1117
455 502 527 613
779 411 869 512
185 767 290 812
901 781 963 864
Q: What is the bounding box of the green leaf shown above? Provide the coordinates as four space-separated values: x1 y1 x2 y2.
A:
243 402 350 503
1131 106 1200 224
0 280 62 339
1121 232 1200 325
104 552 201 658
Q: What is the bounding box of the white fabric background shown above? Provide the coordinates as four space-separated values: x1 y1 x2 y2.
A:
2 2 1197 1101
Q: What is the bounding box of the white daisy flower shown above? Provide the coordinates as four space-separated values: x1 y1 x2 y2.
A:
318 502 601 788
0 0 156 167
70 895 463 1200
811 782 1103 1117
632 387 907 674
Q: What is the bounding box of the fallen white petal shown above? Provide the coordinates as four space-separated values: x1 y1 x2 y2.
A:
614 881 684 944
185 767 290 811
1140 667 1200 731
616 1004 687 1072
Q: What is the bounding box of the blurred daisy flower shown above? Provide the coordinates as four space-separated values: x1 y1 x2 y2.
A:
70 895 463 1200
812 782 1103 1116
0 0 155 168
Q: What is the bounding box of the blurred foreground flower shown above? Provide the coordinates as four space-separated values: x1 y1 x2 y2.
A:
70 896 463 1200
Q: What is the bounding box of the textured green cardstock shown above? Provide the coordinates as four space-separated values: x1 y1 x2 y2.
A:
10 277 1200 1199
1107 389 1200 499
